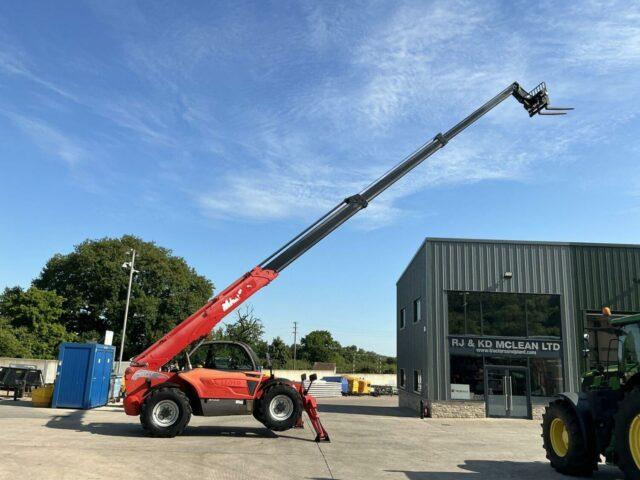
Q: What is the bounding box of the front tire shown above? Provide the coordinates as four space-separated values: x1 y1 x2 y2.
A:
140 387 192 438
614 388 640 480
542 399 593 477
259 384 303 432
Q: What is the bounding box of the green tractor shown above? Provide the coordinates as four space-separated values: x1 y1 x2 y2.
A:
542 310 640 478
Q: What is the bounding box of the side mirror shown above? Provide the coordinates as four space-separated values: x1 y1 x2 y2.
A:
265 352 273 378
582 333 590 358
300 373 307 382
309 373 317 382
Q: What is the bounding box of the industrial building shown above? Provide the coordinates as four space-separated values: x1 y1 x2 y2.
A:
397 238 640 418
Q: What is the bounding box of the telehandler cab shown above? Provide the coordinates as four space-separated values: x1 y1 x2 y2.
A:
543 309 640 479
123 82 569 440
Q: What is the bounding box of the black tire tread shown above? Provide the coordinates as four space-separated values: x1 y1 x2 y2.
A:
140 387 192 438
614 387 640 480
259 383 303 432
541 399 594 477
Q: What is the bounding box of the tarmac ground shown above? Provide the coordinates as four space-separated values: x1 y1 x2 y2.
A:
0 394 624 479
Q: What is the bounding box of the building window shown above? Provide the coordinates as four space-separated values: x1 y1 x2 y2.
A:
447 291 561 338
450 355 484 400
530 358 563 398
413 369 422 393
399 308 406 329
413 298 422 323
399 369 406 388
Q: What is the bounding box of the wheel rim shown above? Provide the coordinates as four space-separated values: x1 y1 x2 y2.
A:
152 399 180 427
630 414 640 469
269 394 294 421
550 418 569 457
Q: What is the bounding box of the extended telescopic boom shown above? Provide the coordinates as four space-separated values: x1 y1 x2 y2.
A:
129 81 569 372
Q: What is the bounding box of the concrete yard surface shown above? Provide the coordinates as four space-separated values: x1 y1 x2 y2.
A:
0 395 623 480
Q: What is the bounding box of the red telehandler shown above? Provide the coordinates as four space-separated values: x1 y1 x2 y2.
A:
123 82 570 440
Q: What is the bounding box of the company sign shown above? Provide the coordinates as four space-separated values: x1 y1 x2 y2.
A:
448 335 562 358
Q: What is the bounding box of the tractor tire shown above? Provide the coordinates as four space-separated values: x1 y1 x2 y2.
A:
542 399 593 477
259 384 303 432
252 399 265 424
140 387 192 438
614 388 640 480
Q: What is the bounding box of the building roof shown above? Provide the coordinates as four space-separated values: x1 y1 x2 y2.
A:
312 362 336 372
396 237 640 284
424 237 640 249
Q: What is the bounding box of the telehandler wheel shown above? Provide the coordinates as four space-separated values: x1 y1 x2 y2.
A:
542 399 593 477
252 400 265 424
259 384 303 432
140 387 192 438
614 388 640 480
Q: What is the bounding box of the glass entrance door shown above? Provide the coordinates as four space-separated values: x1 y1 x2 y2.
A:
485 366 531 419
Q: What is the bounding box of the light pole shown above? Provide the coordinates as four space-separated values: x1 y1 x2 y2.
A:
292 321 298 370
352 351 357 374
119 249 137 373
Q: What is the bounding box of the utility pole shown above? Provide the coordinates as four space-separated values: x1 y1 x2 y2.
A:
119 249 137 373
292 321 298 370
352 351 357 374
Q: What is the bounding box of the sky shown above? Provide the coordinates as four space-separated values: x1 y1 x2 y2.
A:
1 1 640 356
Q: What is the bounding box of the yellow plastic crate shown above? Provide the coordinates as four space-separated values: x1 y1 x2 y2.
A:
346 376 361 395
358 380 372 395
31 384 54 408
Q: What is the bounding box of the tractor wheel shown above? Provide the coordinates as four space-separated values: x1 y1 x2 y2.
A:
614 388 640 480
252 399 265 424
259 384 303 432
542 399 593 477
140 387 192 438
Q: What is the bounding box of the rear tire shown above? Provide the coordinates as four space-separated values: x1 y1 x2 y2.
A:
259 384 303 432
614 388 640 480
542 399 593 477
140 387 192 438
253 400 265 424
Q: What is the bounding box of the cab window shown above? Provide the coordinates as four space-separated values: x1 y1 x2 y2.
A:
190 343 256 371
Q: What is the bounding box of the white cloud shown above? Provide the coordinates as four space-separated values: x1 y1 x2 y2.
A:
5 113 86 167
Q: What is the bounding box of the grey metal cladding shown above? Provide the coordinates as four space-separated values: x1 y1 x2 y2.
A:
424 239 578 400
572 246 640 313
398 237 640 403
396 241 427 400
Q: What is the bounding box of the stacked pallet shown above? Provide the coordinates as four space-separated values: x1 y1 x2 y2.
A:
302 379 343 398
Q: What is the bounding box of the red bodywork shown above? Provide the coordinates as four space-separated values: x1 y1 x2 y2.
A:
123 266 329 441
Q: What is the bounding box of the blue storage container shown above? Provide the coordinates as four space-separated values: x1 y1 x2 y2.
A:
52 343 115 409
322 375 349 394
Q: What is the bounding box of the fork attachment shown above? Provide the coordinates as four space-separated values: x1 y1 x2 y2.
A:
512 82 573 116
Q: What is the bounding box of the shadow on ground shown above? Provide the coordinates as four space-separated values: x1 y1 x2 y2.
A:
45 410 324 442
389 459 623 479
318 403 415 417
45 409 281 439
0 398 35 407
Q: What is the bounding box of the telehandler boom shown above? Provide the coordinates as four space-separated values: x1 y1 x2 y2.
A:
123 82 569 440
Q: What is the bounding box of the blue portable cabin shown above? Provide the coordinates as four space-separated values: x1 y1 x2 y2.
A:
52 343 115 409
322 375 349 394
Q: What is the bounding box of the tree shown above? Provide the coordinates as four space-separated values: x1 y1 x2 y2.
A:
299 330 340 363
223 306 264 345
268 336 290 368
33 235 213 359
0 286 64 328
0 287 73 358
0 317 31 357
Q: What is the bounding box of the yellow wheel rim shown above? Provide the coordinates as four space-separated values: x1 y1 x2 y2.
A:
630 414 640 469
550 418 569 457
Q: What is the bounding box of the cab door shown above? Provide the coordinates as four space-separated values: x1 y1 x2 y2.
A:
179 342 262 408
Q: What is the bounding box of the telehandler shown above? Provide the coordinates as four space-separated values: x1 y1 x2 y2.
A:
123 81 569 440
543 309 640 479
